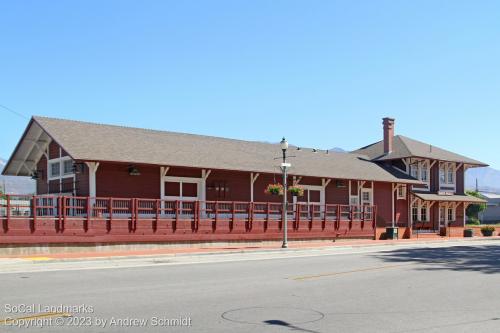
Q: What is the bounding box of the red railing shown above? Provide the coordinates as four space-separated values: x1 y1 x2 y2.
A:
0 195 377 241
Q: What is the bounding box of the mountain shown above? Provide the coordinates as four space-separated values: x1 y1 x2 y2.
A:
0 158 36 194
329 147 346 153
465 167 500 193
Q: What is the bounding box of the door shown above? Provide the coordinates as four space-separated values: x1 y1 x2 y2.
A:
297 188 322 219
164 177 202 215
439 206 446 227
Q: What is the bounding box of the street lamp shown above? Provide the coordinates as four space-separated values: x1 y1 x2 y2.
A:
280 137 290 248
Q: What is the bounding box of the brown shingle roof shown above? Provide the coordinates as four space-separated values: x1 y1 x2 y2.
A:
3 116 422 184
354 135 487 166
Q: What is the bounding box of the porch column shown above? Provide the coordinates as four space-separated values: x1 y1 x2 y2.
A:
85 162 100 198
321 178 331 205
160 167 170 204
201 169 212 202
250 173 260 202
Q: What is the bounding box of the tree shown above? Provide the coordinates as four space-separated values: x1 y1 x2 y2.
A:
466 190 487 222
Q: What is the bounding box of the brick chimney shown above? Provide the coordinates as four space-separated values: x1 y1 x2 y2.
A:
383 117 395 154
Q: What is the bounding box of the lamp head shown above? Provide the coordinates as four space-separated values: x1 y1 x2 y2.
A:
280 137 288 151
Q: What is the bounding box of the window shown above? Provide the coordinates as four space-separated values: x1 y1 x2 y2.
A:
421 165 428 182
448 208 455 221
412 204 419 222
410 165 418 179
420 205 428 222
361 190 372 206
397 185 406 199
350 196 359 206
440 163 456 185
439 167 446 183
50 162 60 178
63 160 73 175
439 207 445 223
447 168 454 184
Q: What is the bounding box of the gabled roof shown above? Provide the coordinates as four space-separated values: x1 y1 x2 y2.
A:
2 116 421 185
354 135 487 166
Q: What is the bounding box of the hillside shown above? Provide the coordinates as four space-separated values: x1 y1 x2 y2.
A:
465 167 500 193
0 158 36 194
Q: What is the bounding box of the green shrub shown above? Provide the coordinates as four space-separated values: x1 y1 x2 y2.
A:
467 217 481 225
481 225 496 232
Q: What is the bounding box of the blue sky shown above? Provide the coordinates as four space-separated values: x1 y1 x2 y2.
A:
1 1 499 168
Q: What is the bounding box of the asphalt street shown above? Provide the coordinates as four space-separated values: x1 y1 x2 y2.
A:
1 240 499 333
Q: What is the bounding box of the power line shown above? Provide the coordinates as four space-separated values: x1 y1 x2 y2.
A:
0 104 28 120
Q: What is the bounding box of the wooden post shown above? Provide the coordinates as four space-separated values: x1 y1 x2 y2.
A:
6 195 10 229
130 198 135 231
155 199 160 224
175 200 179 224
323 203 327 225
195 200 200 230
86 196 91 229
61 196 66 230
109 198 113 222
134 198 139 230
336 205 341 230
249 202 254 229
215 201 219 225
32 195 37 226
57 196 62 225
232 201 236 224
296 203 301 227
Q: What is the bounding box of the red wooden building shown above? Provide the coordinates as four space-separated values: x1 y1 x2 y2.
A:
0 116 486 243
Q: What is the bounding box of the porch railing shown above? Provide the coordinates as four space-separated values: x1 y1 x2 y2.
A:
0 195 377 231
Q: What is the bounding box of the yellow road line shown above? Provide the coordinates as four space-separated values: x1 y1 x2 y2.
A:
291 263 414 281
23 257 53 261
0 312 71 325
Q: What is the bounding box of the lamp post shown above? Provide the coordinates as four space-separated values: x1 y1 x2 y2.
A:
280 137 290 248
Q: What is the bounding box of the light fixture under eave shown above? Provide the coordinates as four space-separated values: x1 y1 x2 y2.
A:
128 165 141 176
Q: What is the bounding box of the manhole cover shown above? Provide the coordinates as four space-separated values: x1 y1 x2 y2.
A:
222 306 324 325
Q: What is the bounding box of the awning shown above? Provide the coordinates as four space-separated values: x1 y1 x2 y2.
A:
413 192 486 203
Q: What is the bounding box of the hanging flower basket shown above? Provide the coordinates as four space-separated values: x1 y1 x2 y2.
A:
288 185 304 197
265 183 284 196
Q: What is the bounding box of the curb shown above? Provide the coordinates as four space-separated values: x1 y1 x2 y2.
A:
12 237 500 263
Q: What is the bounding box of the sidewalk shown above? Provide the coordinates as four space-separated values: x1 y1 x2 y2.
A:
1 236 499 261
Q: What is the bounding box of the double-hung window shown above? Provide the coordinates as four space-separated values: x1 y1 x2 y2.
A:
397 185 407 199
447 168 454 184
447 208 455 221
63 160 73 175
50 162 61 178
421 165 428 182
420 205 428 222
410 165 418 179
439 167 446 183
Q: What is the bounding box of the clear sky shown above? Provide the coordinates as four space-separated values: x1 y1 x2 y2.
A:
1 1 498 168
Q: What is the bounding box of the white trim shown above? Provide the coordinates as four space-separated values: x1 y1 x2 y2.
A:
86 162 100 198
408 158 431 191
48 156 74 181
297 184 324 205
250 172 260 202
163 175 203 201
439 162 457 192
396 184 407 200
361 187 373 206
411 199 431 224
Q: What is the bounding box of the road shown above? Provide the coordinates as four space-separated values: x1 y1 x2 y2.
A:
1 240 499 332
